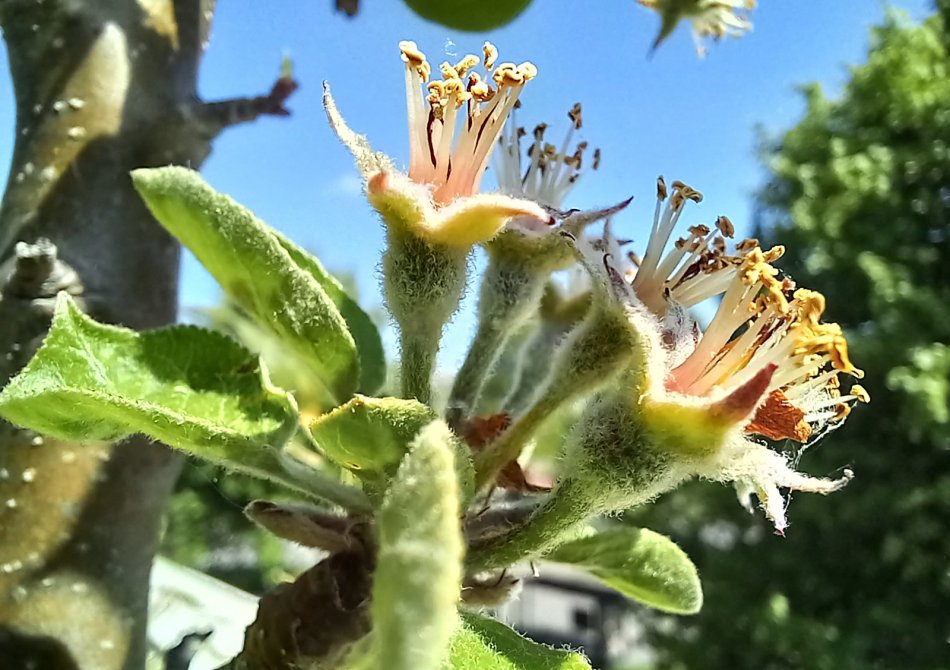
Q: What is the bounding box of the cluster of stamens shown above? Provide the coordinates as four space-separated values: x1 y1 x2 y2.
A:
493 103 600 208
690 0 756 41
638 0 756 55
623 176 868 442
399 41 537 205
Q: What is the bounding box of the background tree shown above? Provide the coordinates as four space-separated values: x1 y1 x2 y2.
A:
635 4 950 669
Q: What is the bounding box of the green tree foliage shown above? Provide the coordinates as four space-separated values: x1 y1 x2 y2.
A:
636 6 950 669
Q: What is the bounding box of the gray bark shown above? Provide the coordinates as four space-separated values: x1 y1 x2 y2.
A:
0 1 294 667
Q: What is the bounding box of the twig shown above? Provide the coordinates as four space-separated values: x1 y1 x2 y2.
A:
195 74 299 135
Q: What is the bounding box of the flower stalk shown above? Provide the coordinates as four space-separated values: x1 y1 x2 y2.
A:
450 105 617 416
448 248 550 415
473 300 639 490
383 229 468 403
327 41 551 403
503 283 592 415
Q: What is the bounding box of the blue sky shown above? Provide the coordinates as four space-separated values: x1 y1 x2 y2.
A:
0 0 934 369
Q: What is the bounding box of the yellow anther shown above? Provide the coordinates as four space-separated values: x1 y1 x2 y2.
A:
764 277 789 311
829 335 862 377
671 180 703 203
762 245 785 263
569 142 588 169
453 54 480 78
493 63 522 87
483 42 498 70
399 40 425 64
739 253 787 310
851 384 870 403
656 175 668 200
427 80 447 107
518 62 538 81
399 41 431 80
469 79 492 101
442 77 466 102
440 61 462 82
792 288 826 327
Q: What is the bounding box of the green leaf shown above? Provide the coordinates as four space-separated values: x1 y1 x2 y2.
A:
305 395 434 489
372 421 464 670
545 527 702 614
132 166 368 402
271 229 385 394
0 294 297 468
446 612 591 670
403 0 532 31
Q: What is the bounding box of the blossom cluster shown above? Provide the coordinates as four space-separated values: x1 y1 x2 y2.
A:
326 40 867 533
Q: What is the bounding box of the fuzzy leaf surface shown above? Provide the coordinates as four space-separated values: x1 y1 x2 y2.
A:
271 229 385 393
0 294 298 467
546 527 702 614
446 611 591 670
372 421 464 670
305 395 434 486
132 166 376 401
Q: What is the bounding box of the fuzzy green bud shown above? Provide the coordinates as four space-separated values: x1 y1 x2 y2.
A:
504 283 592 415
448 235 564 415
468 386 684 571
383 229 467 404
562 387 683 511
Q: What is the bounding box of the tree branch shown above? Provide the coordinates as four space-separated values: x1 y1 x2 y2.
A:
221 548 374 670
193 73 300 138
0 2 290 668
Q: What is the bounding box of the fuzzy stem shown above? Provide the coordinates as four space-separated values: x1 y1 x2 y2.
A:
474 305 636 489
449 321 509 416
469 390 670 571
399 327 440 405
504 321 570 416
273 450 373 514
449 323 507 412
449 258 545 414
383 231 467 406
466 478 599 571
